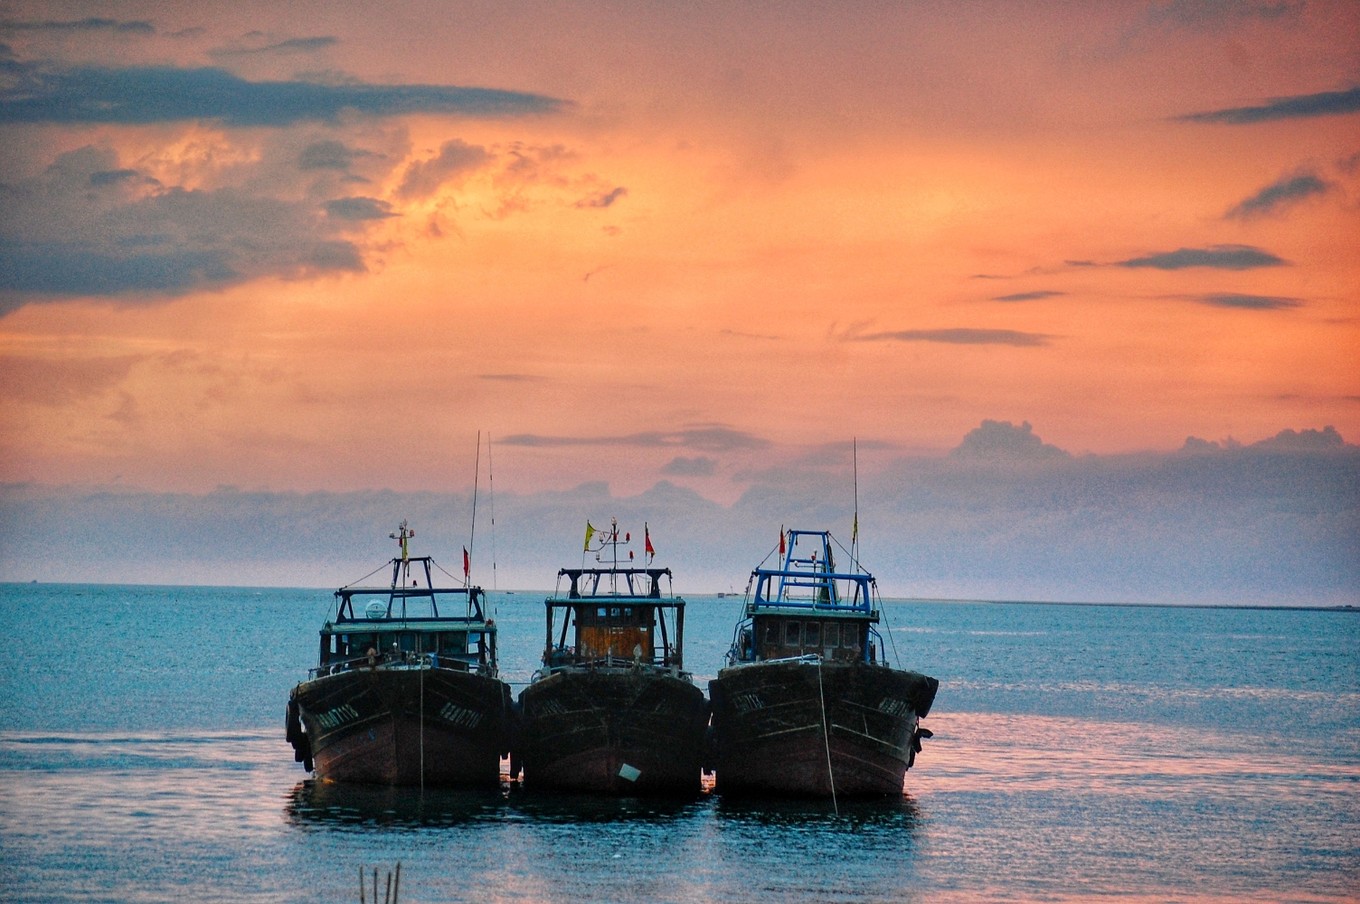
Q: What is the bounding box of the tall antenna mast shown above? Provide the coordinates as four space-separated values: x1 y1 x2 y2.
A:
851 437 860 563
487 433 497 592
468 430 481 589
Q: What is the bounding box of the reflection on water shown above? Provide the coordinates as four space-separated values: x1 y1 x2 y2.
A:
505 787 705 824
285 780 507 829
286 779 710 829
714 792 921 833
286 777 925 832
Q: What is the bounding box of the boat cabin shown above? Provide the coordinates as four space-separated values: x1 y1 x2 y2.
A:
313 555 497 677
543 567 685 673
729 528 884 666
317 619 496 674
742 612 874 663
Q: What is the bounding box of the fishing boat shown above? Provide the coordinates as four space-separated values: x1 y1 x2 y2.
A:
514 519 710 794
707 528 938 797
286 522 514 787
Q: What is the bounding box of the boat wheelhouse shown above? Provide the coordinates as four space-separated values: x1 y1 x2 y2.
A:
514 520 710 795
287 523 514 787
708 528 938 797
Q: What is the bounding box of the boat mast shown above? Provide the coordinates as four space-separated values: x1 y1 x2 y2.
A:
851 437 860 566
467 431 480 594
388 519 415 619
487 432 498 594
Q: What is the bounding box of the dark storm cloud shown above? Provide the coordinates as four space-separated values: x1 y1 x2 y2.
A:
500 427 770 453
298 140 379 172
210 36 340 58
0 17 154 34
575 186 628 208
850 328 1051 347
991 290 1065 302
0 145 364 305
662 456 718 477
950 420 1070 461
1179 85 1360 124
396 140 493 199
1142 0 1302 30
0 242 238 301
1226 171 1333 219
1192 293 1302 310
324 197 396 220
1118 245 1286 270
0 62 567 126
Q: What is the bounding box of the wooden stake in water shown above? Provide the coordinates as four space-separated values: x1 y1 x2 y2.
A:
359 863 402 904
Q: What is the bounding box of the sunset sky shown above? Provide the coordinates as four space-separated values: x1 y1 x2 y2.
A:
1 2 1357 601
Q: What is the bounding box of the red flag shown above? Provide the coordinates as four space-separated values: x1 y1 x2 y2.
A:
645 523 655 559
779 526 786 555
462 546 470 577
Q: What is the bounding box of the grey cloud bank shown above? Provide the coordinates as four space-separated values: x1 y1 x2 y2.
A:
1226 171 1334 219
1118 245 1286 270
0 63 566 126
850 329 1052 347
3 424 1355 607
1180 85 1360 124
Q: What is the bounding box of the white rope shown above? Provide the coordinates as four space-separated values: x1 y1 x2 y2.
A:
816 658 838 815
419 661 425 793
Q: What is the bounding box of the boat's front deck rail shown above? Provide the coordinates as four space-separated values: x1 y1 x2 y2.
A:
532 654 691 682
307 649 490 680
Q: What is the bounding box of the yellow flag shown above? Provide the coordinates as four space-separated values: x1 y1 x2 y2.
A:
583 520 596 551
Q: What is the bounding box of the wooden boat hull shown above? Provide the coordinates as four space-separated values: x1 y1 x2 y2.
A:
708 660 938 797
291 667 513 787
516 669 710 795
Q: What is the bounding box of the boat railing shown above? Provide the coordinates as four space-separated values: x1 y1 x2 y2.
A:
309 649 487 679
751 568 875 612
761 653 824 666
539 650 683 676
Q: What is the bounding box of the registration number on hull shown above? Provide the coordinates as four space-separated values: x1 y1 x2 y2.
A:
439 703 484 728
315 703 360 729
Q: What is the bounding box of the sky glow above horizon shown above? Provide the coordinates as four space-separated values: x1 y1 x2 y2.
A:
1 0 1357 508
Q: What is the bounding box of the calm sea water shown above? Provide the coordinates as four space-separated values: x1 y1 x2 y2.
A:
1 582 1356 903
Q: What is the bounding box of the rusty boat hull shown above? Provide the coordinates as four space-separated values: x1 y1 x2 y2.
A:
708 659 938 797
516 668 710 795
291 667 513 787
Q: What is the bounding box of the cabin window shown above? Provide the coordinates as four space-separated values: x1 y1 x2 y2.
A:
590 606 635 620
804 622 821 647
784 621 801 646
762 622 779 647
824 624 839 648
347 634 376 654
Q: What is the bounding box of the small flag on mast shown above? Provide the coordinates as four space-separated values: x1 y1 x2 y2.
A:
583 521 596 551
463 546 470 578
779 526 785 555
644 523 655 561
